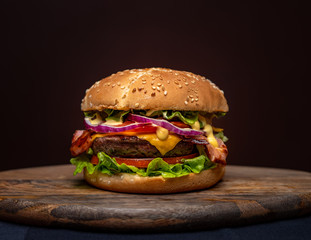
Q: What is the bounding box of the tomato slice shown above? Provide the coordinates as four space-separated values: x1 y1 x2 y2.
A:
127 125 157 133
169 121 190 128
90 153 199 168
115 153 199 168
90 155 99 165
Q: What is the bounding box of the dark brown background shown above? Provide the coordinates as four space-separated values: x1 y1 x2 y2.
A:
2 1 309 172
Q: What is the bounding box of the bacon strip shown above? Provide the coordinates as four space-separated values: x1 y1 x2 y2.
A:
182 135 227 165
205 138 228 165
70 130 93 156
181 135 209 145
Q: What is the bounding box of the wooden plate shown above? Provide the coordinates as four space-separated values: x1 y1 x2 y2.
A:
0 165 310 232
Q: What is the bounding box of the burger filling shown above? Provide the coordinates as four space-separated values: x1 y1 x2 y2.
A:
70 110 228 178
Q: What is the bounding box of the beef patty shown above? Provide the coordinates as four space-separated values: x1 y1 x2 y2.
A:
92 135 195 158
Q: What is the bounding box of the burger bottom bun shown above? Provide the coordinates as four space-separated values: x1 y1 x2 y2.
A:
83 164 225 194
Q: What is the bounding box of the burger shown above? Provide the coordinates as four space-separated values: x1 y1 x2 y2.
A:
70 68 229 193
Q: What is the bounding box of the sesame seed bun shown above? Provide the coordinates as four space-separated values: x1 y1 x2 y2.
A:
81 68 228 113
83 164 225 194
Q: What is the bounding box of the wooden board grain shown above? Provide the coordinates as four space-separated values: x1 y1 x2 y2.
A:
0 165 310 232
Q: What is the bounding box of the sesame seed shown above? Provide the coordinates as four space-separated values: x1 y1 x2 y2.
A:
151 92 156 97
164 90 168 96
121 86 125 89
142 81 146 84
179 85 182 88
184 101 188 105
117 82 121 86
191 80 195 84
122 94 126 99
191 98 194 103
107 83 110 86
156 86 161 92
189 95 194 98
138 87 144 91
112 84 116 87
135 103 139 107
132 88 136 93
174 80 179 85
175 73 179 76
157 83 162 86
88 94 92 98
162 86 165 91
151 81 154 85
167 80 170 84
195 98 199 102
144 90 147 94
152 86 156 90
185 82 189 86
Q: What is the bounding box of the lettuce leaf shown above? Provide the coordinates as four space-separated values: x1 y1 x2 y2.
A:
132 110 199 125
84 110 208 127
70 152 216 178
214 131 229 142
104 110 129 122
162 111 198 125
84 110 227 128
70 154 96 175
83 110 129 122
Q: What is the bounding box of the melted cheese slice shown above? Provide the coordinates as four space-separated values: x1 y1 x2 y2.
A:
138 134 182 156
204 124 218 147
91 133 182 156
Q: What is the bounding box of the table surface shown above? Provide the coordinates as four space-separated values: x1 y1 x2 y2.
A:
0 165 310 232
1 216 311 240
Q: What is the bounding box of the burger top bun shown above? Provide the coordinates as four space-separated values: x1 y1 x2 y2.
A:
81 68 228 113
83 164 225 194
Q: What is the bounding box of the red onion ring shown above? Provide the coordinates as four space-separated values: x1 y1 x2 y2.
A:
127 113 204 136
84 118 149 133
